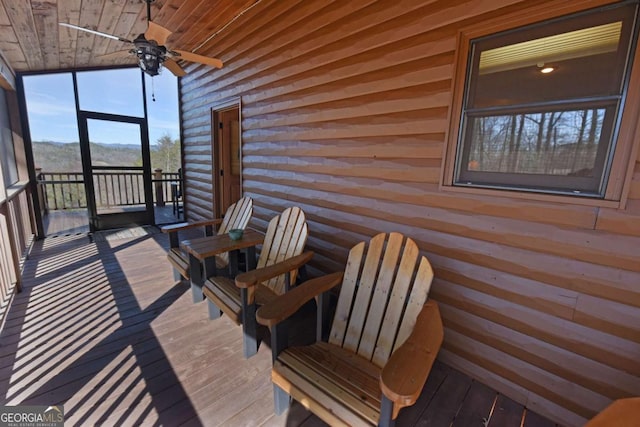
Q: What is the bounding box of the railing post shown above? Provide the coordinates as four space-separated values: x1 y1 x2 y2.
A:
35 168 48 215
154 168 164 207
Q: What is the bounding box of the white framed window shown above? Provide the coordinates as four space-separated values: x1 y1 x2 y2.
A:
449 1 639 199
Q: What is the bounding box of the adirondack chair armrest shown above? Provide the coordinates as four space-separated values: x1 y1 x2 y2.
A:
160 218 224 233
380 300 443 416
235 251 315 289
256 271 344 328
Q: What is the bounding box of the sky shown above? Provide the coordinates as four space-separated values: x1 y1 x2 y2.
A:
22 67 179 146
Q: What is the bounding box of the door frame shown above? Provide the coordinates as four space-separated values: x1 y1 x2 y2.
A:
78 111 154 232
211 97 243 218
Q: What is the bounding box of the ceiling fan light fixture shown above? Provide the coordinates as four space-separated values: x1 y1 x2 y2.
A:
132 36 166 76
139 52 162 76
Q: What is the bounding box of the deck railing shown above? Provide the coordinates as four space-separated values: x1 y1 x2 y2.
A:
36 170 181 212
0 181 36 325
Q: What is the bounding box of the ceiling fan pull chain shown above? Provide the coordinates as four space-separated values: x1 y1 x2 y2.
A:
151 76 156 102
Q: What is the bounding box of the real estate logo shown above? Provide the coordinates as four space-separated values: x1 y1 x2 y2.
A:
0 405 64 427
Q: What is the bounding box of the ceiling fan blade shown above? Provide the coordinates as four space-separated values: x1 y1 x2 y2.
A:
145 21 172 46
163 59 187 77
172 50 223 68
59 23 133 44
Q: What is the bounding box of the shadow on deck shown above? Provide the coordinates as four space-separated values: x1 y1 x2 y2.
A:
0 228 558 426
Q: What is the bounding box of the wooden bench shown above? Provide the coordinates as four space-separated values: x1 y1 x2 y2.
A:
256 232 444 426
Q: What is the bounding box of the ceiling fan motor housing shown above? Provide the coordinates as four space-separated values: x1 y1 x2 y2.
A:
132 34 167 76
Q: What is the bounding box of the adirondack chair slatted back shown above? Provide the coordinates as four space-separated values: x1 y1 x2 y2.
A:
217 197 253 264
328 232 434 368
256 207 308 295
218 197 253 234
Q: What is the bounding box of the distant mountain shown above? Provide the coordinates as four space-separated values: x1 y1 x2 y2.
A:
32 140 180 174
33 140 141 172
100 143 142 150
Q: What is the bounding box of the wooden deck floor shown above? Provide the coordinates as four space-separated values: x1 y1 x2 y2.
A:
42 205 183 237
0 229 558 426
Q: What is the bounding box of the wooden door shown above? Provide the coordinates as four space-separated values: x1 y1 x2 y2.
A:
215 107 242 215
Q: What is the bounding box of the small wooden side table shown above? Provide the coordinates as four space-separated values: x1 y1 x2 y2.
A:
180 229 264 302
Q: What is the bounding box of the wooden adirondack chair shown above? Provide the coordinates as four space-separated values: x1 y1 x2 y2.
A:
255 232 444 427
586 397 640 427
160 197 253 281
205 206 313 358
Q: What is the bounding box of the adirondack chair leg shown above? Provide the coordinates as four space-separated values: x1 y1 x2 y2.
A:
190 282 203 302
270 322 289 363
297 264 308 284
246 246 257 270
169 232 179 249
379 395 396 427
273 384 290 415
208 299 222 319
229 249 239 277
316 291 330 342
284 271 291 292
241 288 258 358
189 253 204 302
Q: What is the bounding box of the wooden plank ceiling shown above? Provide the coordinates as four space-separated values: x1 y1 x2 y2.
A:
0 0 258 73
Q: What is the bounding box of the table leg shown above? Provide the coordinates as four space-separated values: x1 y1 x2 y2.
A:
203 255 217 279
246 246 257 271
189 253 204 303
229 249 239 277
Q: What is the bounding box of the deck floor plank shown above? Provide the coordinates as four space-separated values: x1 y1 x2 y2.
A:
452 380 498 427
489 394 526 427
412 368 474 427
0 228 557 426
523 409 559 427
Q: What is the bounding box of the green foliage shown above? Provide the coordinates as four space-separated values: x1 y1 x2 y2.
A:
32 141 83 172
150 133 181 173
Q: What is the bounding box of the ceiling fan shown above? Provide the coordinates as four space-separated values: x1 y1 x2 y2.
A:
59 0 223 77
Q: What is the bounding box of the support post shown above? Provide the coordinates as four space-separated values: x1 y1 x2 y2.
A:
154 168 164 207
35 168 47 215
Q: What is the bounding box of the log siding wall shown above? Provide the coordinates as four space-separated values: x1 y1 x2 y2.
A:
178 0 640 425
